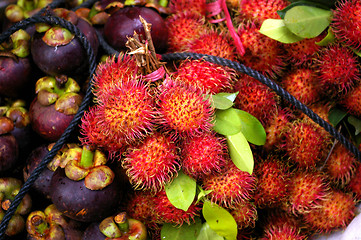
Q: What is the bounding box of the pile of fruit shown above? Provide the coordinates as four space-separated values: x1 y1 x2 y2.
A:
1 0 361 239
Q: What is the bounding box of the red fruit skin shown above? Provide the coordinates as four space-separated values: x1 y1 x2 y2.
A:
339 83 361 117
239 0 289 24
229 201 258 230
0 134 19 172
169 0 206 16
347 161 361 201
29 97 75 142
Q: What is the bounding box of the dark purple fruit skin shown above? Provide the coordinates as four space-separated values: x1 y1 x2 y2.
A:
0 134 19 173
82 222 106 240
103 6 168 53
23 144 53 198
0 56 32 98
29 97 75 142
50 168 123 222
30 18 99 77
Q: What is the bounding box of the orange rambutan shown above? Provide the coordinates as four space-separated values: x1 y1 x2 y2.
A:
92 54 138 101
185 30 237 60
229 201 258 230
153 190 202 226
346 161 361 200
237 22 286 79
323 142 357 186
338 82 361 117
122 132 180 192
168 0 207 16
96 79 157 144
286 170 329 215
331 0 361 51
280 67 322 106
164 11 208 52
201 161 257 208
303 189 356 233
238 0 290 24
283 119 332 169
174 58 236 94
181 132 228 181
233 73 279 127
253 154 291 209
314 43 361 97
156 79 215 139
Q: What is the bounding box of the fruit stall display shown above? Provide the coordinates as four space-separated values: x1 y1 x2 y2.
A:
0 0 361 239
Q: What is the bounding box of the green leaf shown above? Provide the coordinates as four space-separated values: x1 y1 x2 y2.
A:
348 116 361 135
316 27 335 46
235 109 266 146
161 218 203 240
202 200 237 240
196 222 225 240
259 19 304 44
277 0 331 19
226 131 254 174
352 48 361 58
284 5 332 38
289 0 337 8
196 185 212 204
211 92 238 110
165 171 197 211
213 108 242 136
328 107 348 126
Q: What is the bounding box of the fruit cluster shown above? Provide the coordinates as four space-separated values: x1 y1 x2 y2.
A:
1 0 361 239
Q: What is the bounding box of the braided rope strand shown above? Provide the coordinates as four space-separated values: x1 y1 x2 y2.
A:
0 15 96 238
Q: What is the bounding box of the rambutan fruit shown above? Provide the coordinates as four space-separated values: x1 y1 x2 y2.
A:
229 200 258 230
331 0 361 51
181 132 228 181
237 22 286 79
261 224 307 240
185 30 237 60
153 189 202 226
303 189 356 233
253 154 291 209
96 79 157 144
238 0 290 24
233 74 280 127
323 142 357 186
263 107 294 152
280 67 322 106
168 0 207 16
201 161 257 208
164 11 208 52
338 82 361 117
156 79 215 139
283 119 332 169
92 54 138 101
122 132 180 192
346 161 361 200
285 170 329 215
173 58 236 94
314 43 361 97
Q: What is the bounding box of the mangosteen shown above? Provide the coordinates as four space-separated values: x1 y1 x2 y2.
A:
49 145 123 222
103 6 168 53
30 8 99 78
29 75 83 142
0 116 19 173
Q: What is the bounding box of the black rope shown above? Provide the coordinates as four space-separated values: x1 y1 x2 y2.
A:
0 15 96 238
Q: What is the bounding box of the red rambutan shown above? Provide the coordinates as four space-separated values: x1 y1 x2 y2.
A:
261 224 307 240
283 119 332 169
122 132 180 192
286 170 329 215
201 162 257 208
165 11 208 52
233 74 279 127
323 142 357 186
331 0 361 51
314 43 361 97
153 190 202 226
338 82 361 117
237 22 286 79
347 161 361 200
181 132 228 181
303 189 356 233
229 201 258 230
253 154 291 209
238 0 290 24
280 67 322 106
156 79 215 139
174 58 236 94
185 30 237 60
96 80 157 144
168 0 207 16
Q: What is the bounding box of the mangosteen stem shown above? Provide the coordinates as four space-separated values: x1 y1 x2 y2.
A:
114 212 129 233
1 200 11 211
79 145 94 168
31 215 49 235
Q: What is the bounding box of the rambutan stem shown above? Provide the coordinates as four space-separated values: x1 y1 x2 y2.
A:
79 145 94 168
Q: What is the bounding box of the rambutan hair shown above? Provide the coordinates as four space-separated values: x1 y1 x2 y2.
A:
168 0 207 16
229 201 258 230
339 82 361 117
